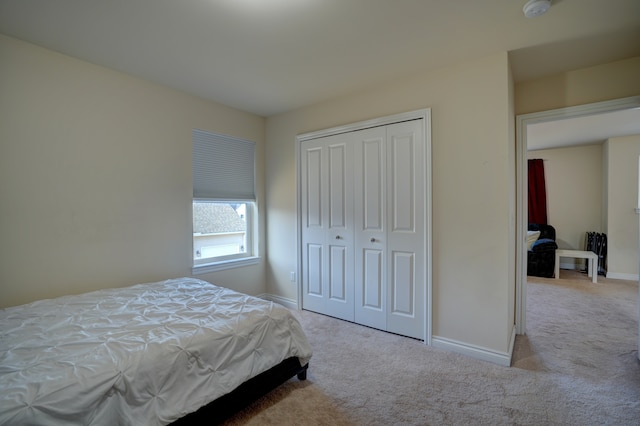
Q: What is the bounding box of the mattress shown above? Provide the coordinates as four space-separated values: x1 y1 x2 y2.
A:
0 278 312 425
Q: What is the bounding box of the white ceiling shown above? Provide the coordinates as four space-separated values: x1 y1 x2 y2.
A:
0 0 639 118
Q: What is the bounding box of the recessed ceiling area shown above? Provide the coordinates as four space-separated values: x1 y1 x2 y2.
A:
527 108 640 151
0 0 639 116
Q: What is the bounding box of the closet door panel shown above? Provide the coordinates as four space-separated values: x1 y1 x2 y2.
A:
306 244 324 296
356 248 386 330
304 148 323 227
326 243 352 319
329 245 347 301
386 120 425 340
391 251 415 315
301 135 354 322
329 144 348 229
362 138 384 231
325 138 354 321
363 250 383 308
301 141 328 314
390 133 415 232
354 127 387 329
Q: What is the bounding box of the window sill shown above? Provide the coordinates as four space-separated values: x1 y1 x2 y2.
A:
192 256 261 275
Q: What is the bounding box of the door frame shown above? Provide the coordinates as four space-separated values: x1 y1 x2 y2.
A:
295 108 433 344
515 96 640 335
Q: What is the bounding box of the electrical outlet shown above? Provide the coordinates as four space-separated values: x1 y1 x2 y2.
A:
290 271 296 282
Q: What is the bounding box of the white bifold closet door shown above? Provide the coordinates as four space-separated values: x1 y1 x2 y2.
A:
353 120 424 339
301 119 424 340
300 133 355 322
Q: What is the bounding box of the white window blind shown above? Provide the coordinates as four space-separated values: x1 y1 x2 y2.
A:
193 129 255 200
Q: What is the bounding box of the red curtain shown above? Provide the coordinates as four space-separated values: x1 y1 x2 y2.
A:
528 159 547 225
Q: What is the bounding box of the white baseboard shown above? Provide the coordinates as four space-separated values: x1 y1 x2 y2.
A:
557 266 639 281
431 326 515 367
605 272 639 281
261 293 299 310
558 264 639 281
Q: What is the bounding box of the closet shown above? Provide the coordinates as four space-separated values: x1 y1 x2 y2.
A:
298 110 430 341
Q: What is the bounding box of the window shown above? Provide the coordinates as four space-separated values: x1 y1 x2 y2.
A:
193 200 253 264
192 129 258 273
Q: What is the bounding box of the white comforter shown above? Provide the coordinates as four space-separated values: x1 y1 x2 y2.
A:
0 278 312 425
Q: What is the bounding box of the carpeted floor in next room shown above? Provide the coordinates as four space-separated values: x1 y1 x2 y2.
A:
223 270 640 425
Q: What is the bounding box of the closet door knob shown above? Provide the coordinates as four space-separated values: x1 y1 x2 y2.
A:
370 238 376 243
335 235 342 240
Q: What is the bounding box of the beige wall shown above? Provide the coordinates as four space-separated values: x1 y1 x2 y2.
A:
528 145 603 268
0 34 267 307
265 53 515 353
605 135 640 279
515 56 640 115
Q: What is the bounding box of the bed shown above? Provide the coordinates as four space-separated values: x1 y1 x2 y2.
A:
0 277 312 425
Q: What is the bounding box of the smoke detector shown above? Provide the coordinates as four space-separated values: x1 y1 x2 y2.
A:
523 0 551 18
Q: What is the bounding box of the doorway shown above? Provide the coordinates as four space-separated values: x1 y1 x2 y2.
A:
515 95 640 335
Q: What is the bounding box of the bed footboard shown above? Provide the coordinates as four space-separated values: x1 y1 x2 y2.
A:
172 357 308 425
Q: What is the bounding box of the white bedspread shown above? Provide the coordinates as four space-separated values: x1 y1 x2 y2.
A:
0 278 312 425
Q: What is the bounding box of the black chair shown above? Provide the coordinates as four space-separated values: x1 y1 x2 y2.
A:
527 224 558 278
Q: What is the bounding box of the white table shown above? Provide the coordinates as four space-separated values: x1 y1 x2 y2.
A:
555 249 598 283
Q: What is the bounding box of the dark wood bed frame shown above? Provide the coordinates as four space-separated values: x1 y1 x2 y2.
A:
171 357 308 425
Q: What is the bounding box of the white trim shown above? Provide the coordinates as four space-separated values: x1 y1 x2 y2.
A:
191 256 260 275
508 325 517 365
515 96 640 336
431 329 515 367
262 294 299 310
424 110 433 345
515 110 527 335
296 108 432 345
298 110 428 142
295 129 303 315
605 272 640 281
637 155 640 211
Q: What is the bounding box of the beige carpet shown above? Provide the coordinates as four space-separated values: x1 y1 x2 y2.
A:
224 271 640 425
